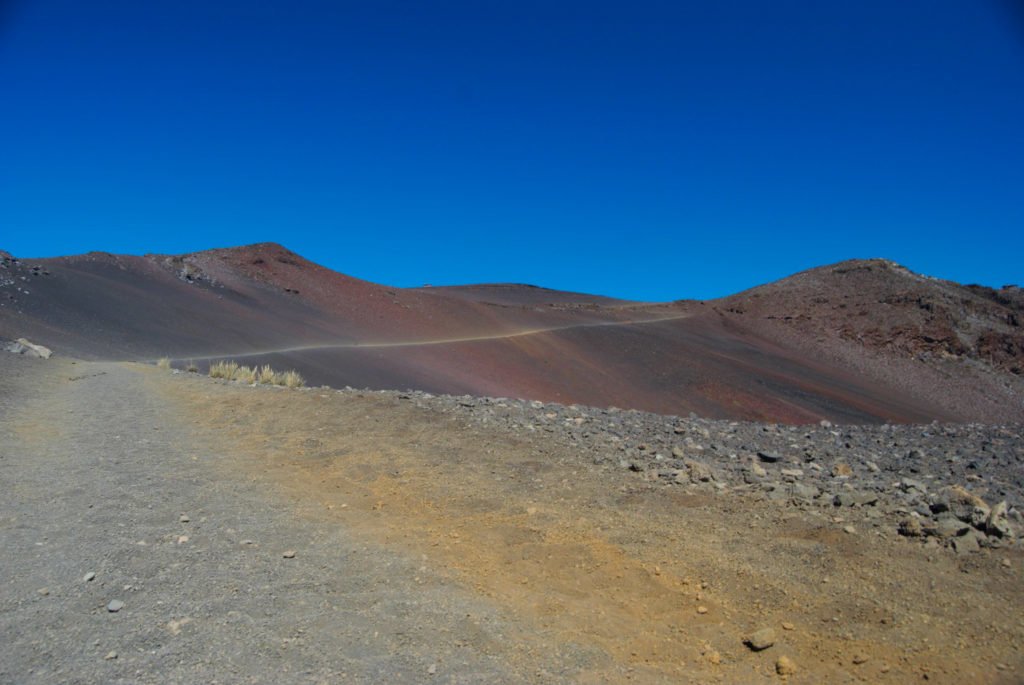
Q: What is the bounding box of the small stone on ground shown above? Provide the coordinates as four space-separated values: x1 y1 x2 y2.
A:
745 627 776 651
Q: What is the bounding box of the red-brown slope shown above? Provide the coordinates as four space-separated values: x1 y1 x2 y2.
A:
714 259 1024 423
0 244 644 359
1 246 1020 424
215 312 954 423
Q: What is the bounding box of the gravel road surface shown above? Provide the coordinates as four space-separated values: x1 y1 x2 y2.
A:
0 356 576 684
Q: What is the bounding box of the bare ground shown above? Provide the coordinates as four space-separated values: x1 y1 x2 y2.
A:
2 355 1022 683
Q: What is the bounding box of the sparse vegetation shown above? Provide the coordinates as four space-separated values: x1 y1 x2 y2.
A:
233 365 257 384
281 369 305 388
207 360 304 388
157 357 171 370
208 360 239 379
257 364 278 384
185 359 198 373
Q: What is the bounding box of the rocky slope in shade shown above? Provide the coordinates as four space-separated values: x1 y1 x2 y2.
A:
1 245 1022 424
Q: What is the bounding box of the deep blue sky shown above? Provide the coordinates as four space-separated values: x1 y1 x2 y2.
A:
2 1 1022 300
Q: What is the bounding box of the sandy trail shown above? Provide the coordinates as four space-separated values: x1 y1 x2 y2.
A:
2 356 1022 684
167 313 692 363
0 358 575 684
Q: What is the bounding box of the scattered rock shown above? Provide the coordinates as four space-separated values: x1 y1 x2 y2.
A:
83 572 96 582
936 485 990 526
3 338 53 359
952 529 984 555
179 514 190 523
852 654 869 665
790 483 819 500
104 651 117 660
685 459 715 483
696 605 708 614
924 515 969 539
986 501 1014 538
745 627 776 651
372 386 1024 561
107 600 124 613
776 655 797 676
37 587 49 596
832 463 853 478
901 477 927 493
898 518 923 537
833 491 878 507
282 550 296 559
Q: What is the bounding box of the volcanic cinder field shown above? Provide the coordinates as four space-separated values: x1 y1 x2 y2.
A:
3 242 1022 424
1 244 1023 684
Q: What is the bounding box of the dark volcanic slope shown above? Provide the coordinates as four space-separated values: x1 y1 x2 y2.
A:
1 246 1021 424
415 283 634 308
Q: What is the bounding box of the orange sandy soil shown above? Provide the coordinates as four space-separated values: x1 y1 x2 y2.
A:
152 364 1024 684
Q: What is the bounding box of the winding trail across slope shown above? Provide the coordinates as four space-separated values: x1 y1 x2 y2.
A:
164 312 692 363
2 355 1022 683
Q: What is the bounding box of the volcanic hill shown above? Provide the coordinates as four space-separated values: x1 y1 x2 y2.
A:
1 244 1021 424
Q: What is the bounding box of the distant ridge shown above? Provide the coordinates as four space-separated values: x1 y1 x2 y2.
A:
1 245 1021 424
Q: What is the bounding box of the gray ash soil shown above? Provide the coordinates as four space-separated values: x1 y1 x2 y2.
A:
0 356 584 684
3 354 1024 684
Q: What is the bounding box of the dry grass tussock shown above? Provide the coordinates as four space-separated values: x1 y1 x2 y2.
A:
207 360 304 388
156 357 171 370
257 365 277 384
281 370 304 388
208 360 239 379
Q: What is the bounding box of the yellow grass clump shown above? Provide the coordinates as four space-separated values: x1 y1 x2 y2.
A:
257 364 278 384
157 357 171 370
208 360 239 379
233 365 257 384
209 360 304 388
281 370 305 388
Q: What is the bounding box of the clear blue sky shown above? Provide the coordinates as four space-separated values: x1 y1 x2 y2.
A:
2 1 1022 300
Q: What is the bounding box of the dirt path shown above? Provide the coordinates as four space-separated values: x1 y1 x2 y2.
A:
172 313 692 363
2 356 1023 683
0 358 577 684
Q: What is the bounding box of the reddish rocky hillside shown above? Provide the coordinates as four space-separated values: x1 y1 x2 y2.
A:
1 246 1021 424
714 259 1024 422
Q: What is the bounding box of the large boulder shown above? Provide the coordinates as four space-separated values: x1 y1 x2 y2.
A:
3 338 53 359
986 501 1015 539
931 485 990 527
